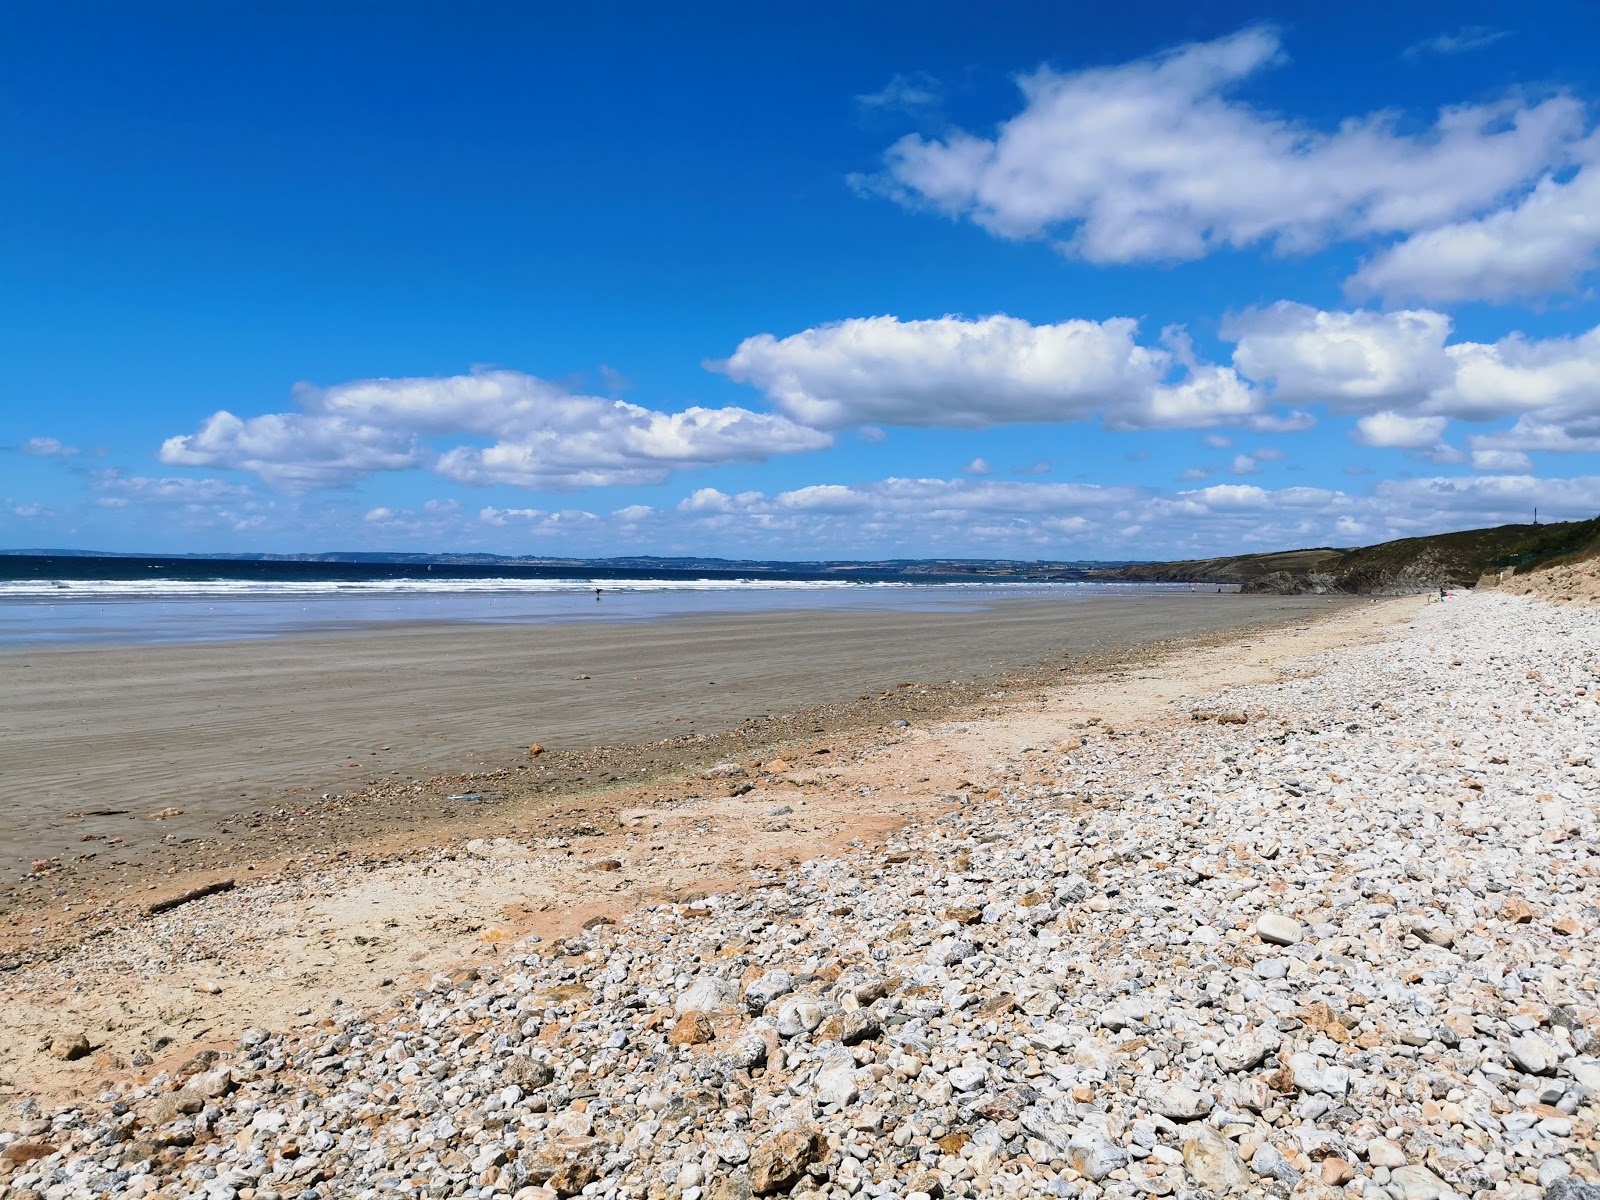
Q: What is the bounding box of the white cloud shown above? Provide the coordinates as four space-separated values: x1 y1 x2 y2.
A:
1254 446 1285 461
161 369 832 492
1350 155 1600 303
93 470 252 503
1179 467 1212 481
962 457 991 475
865 27 1583 265
1354 411 1452 452
856 72 942 114
1228 303 1454 409
478 506 598 530
1011 459 1051 475
20 436 78 457
1229 304 1600 455
1403 26 1508 59
1229 454 1261 475
716 313 1262 431
1471 449 1533 472
1201 433 1232 449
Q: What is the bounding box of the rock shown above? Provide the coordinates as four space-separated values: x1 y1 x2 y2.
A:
1563 1056 1600 1091
49 1032 90 1061
194 979 222 995
1215 1026 1281 1073
0 1143 57 1165
813 1052 859 1107
947 1064 987 1093
527 743 544 757
726 1033 767 1070
1288 1052 1350 1096
668 1012 716 1046
775 997 826 1038
1250 1144 1300 1185
816 1009 880 1045
548 1159 597 1198
1545 1180 1600 1200
926 937 977 967
1256 913 1304 946
677 976 736 1015
1366 1138 1407 1168
1509 1033 1559 1075
749 1127 822 1194
1389 1165 1456 1200
1147 1081 1212 1120
1068 1128 1128 1181
1321 1157 1355 1186
702 763 747 779
743 969 794 1014
1183 1125 1245 1193
1501 896 1534 923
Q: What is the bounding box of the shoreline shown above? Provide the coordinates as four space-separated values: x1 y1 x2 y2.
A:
0 595 1402 1106
1 593 1353 936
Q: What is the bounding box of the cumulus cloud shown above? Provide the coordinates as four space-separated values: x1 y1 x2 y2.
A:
161 369 832 492
1352 412 1459 463
1229 454 1261 475
20 436 79 457
962 457 991 475
863 26 1583 267
1228 303 1600 456
1228 304 1454 409
1350 155 1600 303
716 313 1265 432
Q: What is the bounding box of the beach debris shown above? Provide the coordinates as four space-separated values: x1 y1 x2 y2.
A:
701 762 746 779
528 742 544 757
147 806 183 819
193 979 222 995
444 793 484 802
141 876 236 916
571 674 590 680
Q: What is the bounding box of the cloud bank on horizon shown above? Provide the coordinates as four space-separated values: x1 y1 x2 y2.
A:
6 13 1600 559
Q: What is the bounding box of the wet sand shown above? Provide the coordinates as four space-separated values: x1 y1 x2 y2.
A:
0 593 1348 887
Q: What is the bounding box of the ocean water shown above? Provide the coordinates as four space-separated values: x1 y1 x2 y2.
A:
0 555 1200 647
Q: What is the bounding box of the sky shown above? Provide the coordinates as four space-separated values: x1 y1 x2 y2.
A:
4 0 1600 561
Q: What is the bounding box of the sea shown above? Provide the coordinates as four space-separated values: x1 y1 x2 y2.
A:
0 553 1201 648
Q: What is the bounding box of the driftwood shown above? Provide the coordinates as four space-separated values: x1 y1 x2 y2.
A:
142 878 236 916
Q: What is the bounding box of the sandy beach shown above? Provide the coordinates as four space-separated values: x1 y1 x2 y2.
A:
1 593 1346 906
2 585 1598 1200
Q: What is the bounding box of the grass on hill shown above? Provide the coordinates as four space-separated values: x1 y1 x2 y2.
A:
1491 515 1600 574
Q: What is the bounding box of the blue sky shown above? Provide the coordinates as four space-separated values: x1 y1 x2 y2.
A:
5 1 1600 559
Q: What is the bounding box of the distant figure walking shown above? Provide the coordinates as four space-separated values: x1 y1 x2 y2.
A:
595 587 603 602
